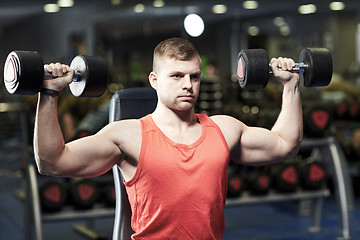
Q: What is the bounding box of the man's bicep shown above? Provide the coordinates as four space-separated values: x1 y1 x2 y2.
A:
212 115 287 165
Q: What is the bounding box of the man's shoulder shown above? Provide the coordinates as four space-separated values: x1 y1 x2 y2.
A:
209 115 245 135
210 114 237 124
110 118 142 129
102 118 142 138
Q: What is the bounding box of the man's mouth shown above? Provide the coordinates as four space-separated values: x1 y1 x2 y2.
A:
179 95 194 101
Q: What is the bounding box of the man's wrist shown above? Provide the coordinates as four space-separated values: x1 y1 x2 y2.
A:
283 76 300 88
40 88 60 96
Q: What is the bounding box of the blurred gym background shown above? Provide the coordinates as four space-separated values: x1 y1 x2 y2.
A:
0 0 360 239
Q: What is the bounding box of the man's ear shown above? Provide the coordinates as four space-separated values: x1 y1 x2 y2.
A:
149 72 158 90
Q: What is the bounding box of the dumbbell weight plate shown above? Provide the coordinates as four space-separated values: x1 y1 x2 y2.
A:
237 49 269 89
248 171 271 195
69 179 99 209
304 105 331 138
3 51 44 95
39 181 67 212
227 165 244 198
300 162 326 190
227 175 243 198
299 48 333 87
272 163 299 192
69 55 108 97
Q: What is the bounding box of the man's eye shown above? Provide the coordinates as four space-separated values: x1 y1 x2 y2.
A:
172 74 181 79
191 74 201 80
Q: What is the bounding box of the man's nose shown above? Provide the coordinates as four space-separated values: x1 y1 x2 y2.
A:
182 75 192 89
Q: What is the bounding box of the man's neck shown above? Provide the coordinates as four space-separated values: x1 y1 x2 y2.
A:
151 106 198 129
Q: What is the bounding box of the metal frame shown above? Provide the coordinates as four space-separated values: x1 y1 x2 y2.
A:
302 137 354 239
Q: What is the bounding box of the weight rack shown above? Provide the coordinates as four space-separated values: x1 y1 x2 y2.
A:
225 137 354 240
24 164 115 240
5 98 116 240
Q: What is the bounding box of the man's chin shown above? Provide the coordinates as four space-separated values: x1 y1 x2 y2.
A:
175 103 195 112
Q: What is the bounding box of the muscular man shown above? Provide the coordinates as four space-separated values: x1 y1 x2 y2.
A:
34 38 302 239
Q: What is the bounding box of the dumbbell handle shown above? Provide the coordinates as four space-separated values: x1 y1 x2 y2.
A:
269 62 308 74
43 69 81 82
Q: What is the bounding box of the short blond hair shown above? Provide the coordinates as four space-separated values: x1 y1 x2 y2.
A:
153 38 200 71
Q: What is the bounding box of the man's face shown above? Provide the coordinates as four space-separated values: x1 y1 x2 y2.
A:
150 55 201 112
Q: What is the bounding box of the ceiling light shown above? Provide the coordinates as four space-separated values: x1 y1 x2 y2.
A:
243 1 258 10
273 17 285 27
44 4 60 13
134 3 145 13
57 0 74 7
329 2 345 11
280 25 291 36
184 14 205 37
153 0 164 8
298 4 317 14
251 106 259 114
248 26 259 36
212 4 227 14
111 0 122 5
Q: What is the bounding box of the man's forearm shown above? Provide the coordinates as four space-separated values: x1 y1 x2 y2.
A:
33 93 65 174
271 80 303 156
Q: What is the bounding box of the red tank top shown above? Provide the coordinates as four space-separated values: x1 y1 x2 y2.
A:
124 114 229 239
